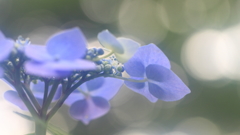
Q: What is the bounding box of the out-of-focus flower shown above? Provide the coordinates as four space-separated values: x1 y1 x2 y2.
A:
24 27 96 78
64 77 123 124
4 81 62 110
98 30 140 63
0 31 15 77
124 44 190 102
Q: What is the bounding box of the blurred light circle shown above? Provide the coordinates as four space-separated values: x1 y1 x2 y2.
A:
181 30 227 80
174 117 221 135
110 94 156 126
223 24 240 80
80 0 122 24
157 0 192 33
118 0 167 45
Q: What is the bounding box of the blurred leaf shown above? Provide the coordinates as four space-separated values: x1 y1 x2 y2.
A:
14 111 72 135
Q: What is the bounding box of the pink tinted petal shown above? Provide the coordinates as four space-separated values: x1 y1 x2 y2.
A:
47 27 87 60
69 96 110 125
4 90 28 110
24 45 53 62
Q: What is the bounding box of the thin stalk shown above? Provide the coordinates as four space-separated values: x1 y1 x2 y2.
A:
21 83 41 112
107 75 148 83
41 80 61 119
92 50 113 61
46 73 104 121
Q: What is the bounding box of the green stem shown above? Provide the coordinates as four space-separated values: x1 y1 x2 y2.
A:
14 67 39 118
21 83 41 112
92 50 113 61
46 73 104 121
41 80 60 119
107 75 148 83
34 119 47 135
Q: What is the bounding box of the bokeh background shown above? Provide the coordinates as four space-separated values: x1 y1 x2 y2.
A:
1 0 240 135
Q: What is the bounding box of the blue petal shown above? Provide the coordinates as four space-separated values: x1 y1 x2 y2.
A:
146 64 190 101
90 77 123 100
42 59 96 71
24 45 54 62
86 77 104 91
124 60 145 77
97 30 124 54
24 61 71 78
124 81 158 103
69 96 110 125
115 37 140 63
4 90 28 110
125 44 171 69
46 27 87 60
31 82 62 101
64 92 84 106
30 81 45 93
0 31 14 61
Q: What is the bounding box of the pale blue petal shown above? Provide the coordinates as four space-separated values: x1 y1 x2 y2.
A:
124 81 158 103
24 45 53 62
85 77 104 91
115 38 140 63
4 90 28 110
31 82 62 101
0 31 14 61
125 44 171 69
42 59 96 71
47 27 87 60
69 96 110 125
97 30 123 54
90 77 123 100
146 64 190 101
24 61 71 78
30 81 45 93
124 60 145 77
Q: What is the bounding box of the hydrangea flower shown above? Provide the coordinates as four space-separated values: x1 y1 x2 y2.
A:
124 44 190 102
24 27 96 78
64 77 123 124
4 81 62 110
98 30 140 63
0 31 15 77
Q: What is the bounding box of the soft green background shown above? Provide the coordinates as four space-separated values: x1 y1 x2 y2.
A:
1 0 240 135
